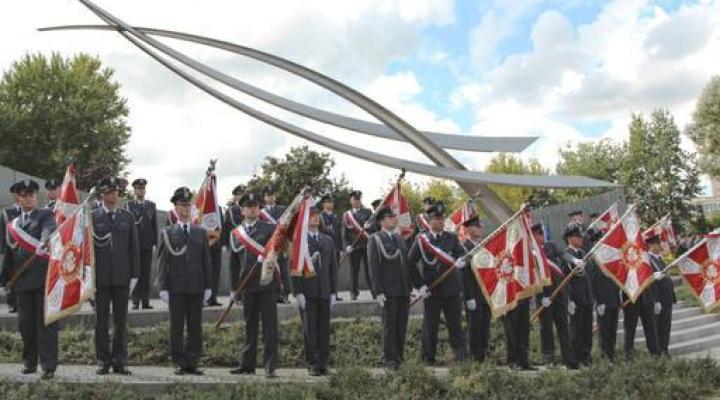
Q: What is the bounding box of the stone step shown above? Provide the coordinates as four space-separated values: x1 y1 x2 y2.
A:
634 320 720 346
667 332 720 356
617 310 720 338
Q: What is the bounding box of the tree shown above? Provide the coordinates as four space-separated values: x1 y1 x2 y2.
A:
554 139 627 202
687 76 720 178
246 145 352 209
0 52 131 189
485 153 551 210
622 110 702 223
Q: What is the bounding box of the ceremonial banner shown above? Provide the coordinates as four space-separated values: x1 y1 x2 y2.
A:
44 204 94 325
53 163 80 225
642 214 677 257
588 201 620 234
290 197 317 277
445 201 476 241
674 231 720 312
592 205 655 303
194 167 222 245
378 181 413 238
523 212 552 287
416 214 430 232
470 209 538 318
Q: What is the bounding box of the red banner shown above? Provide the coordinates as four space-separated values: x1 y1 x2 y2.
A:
642 214 677 257
54 163 80 225
290 197 316 277
674 231 720 312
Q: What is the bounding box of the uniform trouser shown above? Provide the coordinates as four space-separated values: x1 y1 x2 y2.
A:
570 303 593 364
422 295 468 362
241 289 278 371
349 249 372 296
169 293 203 369
132 248 154 306
277 256 291 298
17 289 59 371
301 298 331 370
7 287 16 309
467 297 491 362
597 306 619 360
503 300 530 366
229 252 241 292
95 286 129 368
382 295 410 366
538 301 576 366
656 303 673 354
209 244 222 302
623 302 660 358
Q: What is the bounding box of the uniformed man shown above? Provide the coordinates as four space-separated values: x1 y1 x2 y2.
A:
0 182 22 313
0 180 58 379
318 193 343 301
156 187 213 376
92 176 140 375
532 223 578 369
229 193 279 378
413 197 435 236
646 231 675 356
591 236 621 362
342 190 373 300
461 216 492 363
367 206 412 369
408 202 468 364
622 264 661 360
563 223 594 366
44 179 59 210
370 199 382 212
222 185 245 292
262 186 290 303
292 204 338 376
126 178 158 310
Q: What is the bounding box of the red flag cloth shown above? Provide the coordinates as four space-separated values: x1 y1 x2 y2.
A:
44 204 94 325
193 171 222 245
674 231 720 312
290 197 316 277
469 209 538 318
592 206 655 303
642 215 677 257
445 201 476 241
588 201 620 234
54 163 80 225
379 181 413 238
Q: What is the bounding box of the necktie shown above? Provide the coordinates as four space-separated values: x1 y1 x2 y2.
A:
183 224 189 236
22 213 28 224
108 211 115 221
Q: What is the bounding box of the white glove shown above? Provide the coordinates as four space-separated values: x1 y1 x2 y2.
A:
204 289 212 303
573 259 585 272
654 302 662 315
35 245 49 258
653 271 663 281
159 290 169 304
596 303 606 316
330 294 337 309
411 288 420 298
419 285 430 299
0 286 6 297
541 297 551 308
129 278 138 294
465 299 476 311
363 221 372 229
454 258 467 270
345 245 354 253
376 293 386 308
568 301 577 316
295 293 306 310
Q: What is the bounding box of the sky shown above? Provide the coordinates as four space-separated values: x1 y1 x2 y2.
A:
2 0 719 207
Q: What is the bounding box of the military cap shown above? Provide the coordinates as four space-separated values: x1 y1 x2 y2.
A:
349 190 363 199
45 179 59 190
15 180 40 194
376 206 396 220
170 186 193 204
131 178 148 188
589 212 599 219
240 193 260 207
9 181 20 194
232 184 246 196
422 196 436 205
463 216 483 228
644 229 661 245
319 193 334 203
371 199 382 209
98 176 120 193
568 209 583 217
427 202 446 218
262 186 276 196
563 223 583 241
531 222 544 234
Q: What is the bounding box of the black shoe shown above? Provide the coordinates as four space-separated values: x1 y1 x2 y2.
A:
142 303 154 310
309 368 321 377
335 296 344 301
131 303 139 310
184 367 204 376
208 300 222 307
113 366 132 375
230 367 255 375
265 369 277 379
41 371 55 380
567 363 580 370
520 364 538 371
174 367 186 376
9 307 17 313
350 293 358 301
96 366 110 375
21 366 37 374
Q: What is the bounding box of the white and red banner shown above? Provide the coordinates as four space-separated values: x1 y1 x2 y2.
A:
44 204 94 325
379 181 413 238
194 172 221 231
643 214 677 256
53 163 80 225
588 202 620 234
592 205 655 303
7 218 50 260
469 209 540 318
674 231 720 312
290 197 316 277
523 212 552 286
445 201 476 241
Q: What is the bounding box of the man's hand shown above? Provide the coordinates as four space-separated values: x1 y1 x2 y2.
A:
330 294 337 309
345 245 354 253
204 289 212 303
465 299 477 311
376 294 386 308
0 287 6 297
454 258 467 270
541 297 551 308
573 259 586 272
568 301 577 316
653 271 663 281
654 302 662 315
295 293 306 310
35 245 49 258
129 278 138 294
596 303 606 316
419 285 430 299
159 290 169 304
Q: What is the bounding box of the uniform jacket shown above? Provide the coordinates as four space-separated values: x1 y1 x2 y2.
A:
408 230 466 298
341 207 373 251
93 207 141 287
367 230 411 297
156 224 212 294
236 220 277 293
1 208 56 291
292 231 338 299
564 246 595 306
126 199 158 250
